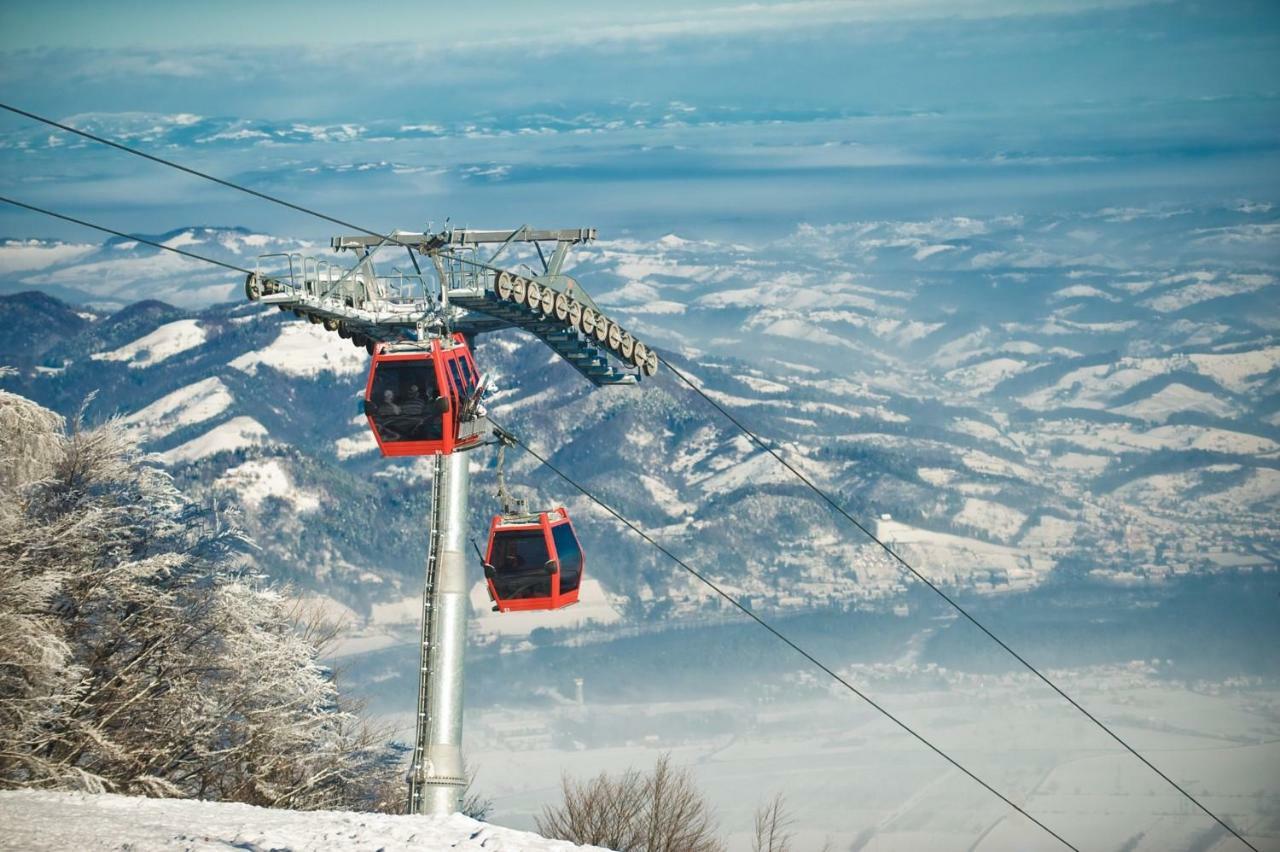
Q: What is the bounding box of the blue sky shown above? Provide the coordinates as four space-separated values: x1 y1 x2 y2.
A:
1 0 1277 245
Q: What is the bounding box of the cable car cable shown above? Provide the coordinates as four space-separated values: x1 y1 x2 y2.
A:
654 354 1259 852
0 102 414 252
488 422 1079 852
0 124 1254 847
0 195 256 276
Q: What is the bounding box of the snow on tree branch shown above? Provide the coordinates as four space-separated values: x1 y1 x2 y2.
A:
0 390 403 812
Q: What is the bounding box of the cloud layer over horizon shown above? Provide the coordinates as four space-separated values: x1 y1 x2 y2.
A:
0 0 1276 252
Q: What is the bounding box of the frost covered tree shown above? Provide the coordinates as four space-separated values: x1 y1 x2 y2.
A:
0 390 402 810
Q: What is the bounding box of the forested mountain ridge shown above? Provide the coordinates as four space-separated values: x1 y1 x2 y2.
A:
1 215 1276 648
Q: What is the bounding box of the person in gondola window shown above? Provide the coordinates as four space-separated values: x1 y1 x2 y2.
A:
372 388 404 440
401 385 425 416
379 389 400 416
500 548 550 599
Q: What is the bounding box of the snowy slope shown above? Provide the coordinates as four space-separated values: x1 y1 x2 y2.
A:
229 321 367 377
90 319 207 369
120 377 233 442
2 208 1278 631
0 790 608 852
158 416 270 464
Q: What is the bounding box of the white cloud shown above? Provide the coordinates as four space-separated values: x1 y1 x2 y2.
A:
0 239 96 273
1190 223 1280 246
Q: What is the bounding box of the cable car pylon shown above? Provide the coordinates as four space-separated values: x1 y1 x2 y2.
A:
239 224 650 816
408 450 471 814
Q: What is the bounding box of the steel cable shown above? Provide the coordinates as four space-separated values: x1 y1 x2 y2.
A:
491 420 1080 852
656 353 1258 852
0 195 255 276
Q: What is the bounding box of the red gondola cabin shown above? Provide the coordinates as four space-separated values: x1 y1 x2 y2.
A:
364 334 484 456
483 508 583 611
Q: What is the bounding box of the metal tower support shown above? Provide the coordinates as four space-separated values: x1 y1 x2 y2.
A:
239 224 655 814
248 223 659 384
408 450 472 815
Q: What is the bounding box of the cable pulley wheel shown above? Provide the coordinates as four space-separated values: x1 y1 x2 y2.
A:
307 312 324 324
619 332 635 360
567 300 583 329
631 340 648 369
526 281 543 310
352 333 369 349
495 271 515 301
594 314 611 344
580 307 597 335
607 322 623 351
539 287 556 316
324 318 340 332
244 273 262 301
337 322 352 339
554 292 570 321
511 276 527 305
640 348 659 376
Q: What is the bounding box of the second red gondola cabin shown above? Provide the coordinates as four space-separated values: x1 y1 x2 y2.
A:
364 334 483 456
483 508 583 611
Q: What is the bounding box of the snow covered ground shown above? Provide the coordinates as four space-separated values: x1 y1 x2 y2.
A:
120 377 234 443
158 417 270 464
90 319 208 369
229 320 368 377
215 458 322 513
459 671 1280 852
0 790 608 852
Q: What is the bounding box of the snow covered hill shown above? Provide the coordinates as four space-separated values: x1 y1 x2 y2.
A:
2 215 1277 849
0 228 305 310
0 790 606 851
0 210 1276 649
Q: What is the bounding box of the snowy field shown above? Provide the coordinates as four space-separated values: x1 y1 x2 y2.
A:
0 791 606 852
454 671 1280 852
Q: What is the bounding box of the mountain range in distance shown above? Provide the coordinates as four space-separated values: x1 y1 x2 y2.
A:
0 215 1276 659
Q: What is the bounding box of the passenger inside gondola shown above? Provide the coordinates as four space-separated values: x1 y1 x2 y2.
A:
490 529 554 600
368 364 449 443
378 389 400 416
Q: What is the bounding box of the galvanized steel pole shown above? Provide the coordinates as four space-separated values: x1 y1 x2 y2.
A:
408 450 471 815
